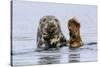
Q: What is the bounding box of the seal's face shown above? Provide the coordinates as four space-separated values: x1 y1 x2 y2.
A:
37 16 66 49
40 16 59 36
68 18 83 48
68 19 80 38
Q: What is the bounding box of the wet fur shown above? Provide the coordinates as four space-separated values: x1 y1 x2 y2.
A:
68 17 83 48
37 16 67 50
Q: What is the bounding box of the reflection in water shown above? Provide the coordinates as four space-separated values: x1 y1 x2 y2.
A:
38 55 60 64
68 48 80 63
35 49 61 65
12 41 97 66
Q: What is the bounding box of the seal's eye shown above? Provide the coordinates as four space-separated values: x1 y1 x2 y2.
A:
54 19 58 22
43 18 46 22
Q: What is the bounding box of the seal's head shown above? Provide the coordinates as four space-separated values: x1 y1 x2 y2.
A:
37 15 67 49
68 17 83 48
40 16 60 36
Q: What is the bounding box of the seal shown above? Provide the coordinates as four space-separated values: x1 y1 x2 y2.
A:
68 17 83 48
37 15 67 50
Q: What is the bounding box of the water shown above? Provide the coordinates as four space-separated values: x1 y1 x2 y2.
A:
12 34 97 66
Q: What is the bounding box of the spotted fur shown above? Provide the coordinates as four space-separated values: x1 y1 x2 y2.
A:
37 16 67 50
